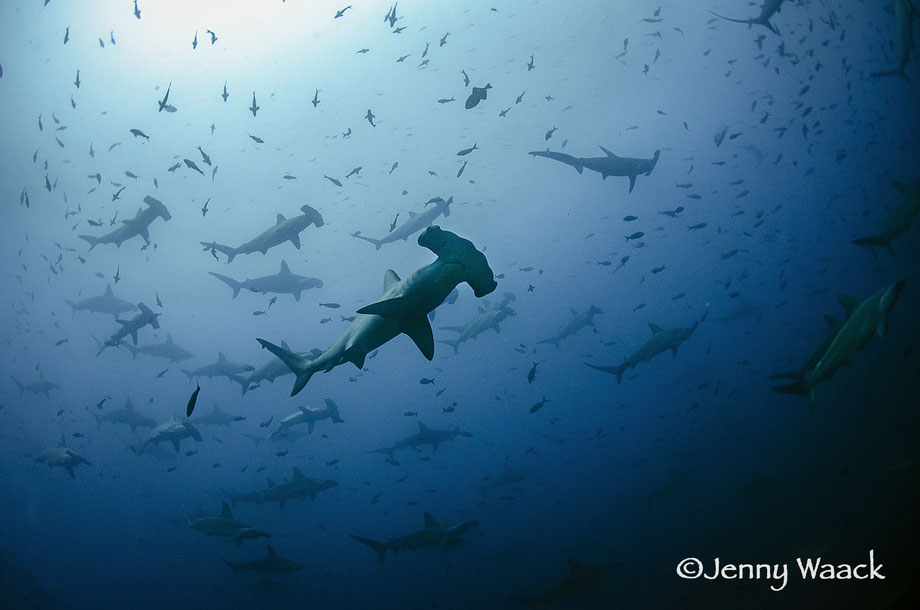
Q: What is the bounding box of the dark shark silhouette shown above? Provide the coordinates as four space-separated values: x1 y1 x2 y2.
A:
529 147 660 192
201 205 323 263
79 196 171 249
258 226 497 396
350 512 478 562
209 260 322 301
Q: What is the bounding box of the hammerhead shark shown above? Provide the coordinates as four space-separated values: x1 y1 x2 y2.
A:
352 197 452 249
35 435 91 478
201 204 324 263
870 0 917 79
350 512 478 562
439 292 517 354
124 333 195 363
269 398 344 439
586 311 707 383
65 284 136 316
97 303 160 355
772 279 904 409
190 502 269 545
852 177 920 252
209 260 322 300
538 305 603 349
368 421 461 458
257 226 497 396
710 0 785 35
529 147 660 192
93 396 156 431
223 545 304 576
79 196 171 249
227 467 337 508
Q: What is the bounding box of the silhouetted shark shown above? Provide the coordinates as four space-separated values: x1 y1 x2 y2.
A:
529 147 660 192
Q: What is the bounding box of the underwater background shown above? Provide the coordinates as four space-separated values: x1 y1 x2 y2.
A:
1 0 919 608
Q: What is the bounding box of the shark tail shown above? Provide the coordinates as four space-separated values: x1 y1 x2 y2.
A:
325 398 344 423
65 300 78 316
709 11 778 35
256 338 316 396
221 558 242 576
852 235 894 254
437 338 460 354
352 231 383 250
209 272 243 298
349 534 387 562
585 362 625 384
201 241 238 263
78 235 99 250
771 378 817 410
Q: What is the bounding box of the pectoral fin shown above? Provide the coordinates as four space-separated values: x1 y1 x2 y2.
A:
403 315 435 360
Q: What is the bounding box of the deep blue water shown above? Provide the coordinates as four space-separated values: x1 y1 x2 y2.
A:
1 1 919 608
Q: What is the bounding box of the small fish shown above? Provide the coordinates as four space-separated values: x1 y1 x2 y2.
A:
545 127 557 140
651 266 665 274
248 134 264 144
56 338 68 346
404 411 418 416
197 146 211 166
129 128 149 141
623 215 638 222
184 159 204 175
345 167 362 179
185 450 197 457
249 92 259 117
365 109 376 127
457 143 478 156
319 302 340 309
323 175 343 187
438 97 455 104
527 361 538 383
275 451 288 457
419 378 435 385
442 406 455 413
687 222 707 230
206 29 217 44
156 368 169 378
312 89 320 107
252 310 266 316
625 231 645 241
157 82 170 112
186 384 200 417
457 161 467 178
529 397 549 413
221 82 229 102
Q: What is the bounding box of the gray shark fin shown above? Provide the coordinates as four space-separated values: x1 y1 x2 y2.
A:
276 214 286 224
599 146 616 158
267 478 276 488
307 420 315 434
408 211 419 219
266 545 277 558
292 466 305 480
418 422 429 431
649 323 663 334
383 269 401 290
104 284 114 295
628 174 637 192
171 439 180 452
423 512 438 527
221 502 233 519
290 234 301 249
403 314 435 360
279 260 291 275
837 294 860 316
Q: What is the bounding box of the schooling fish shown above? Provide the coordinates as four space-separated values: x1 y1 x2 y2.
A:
186 384 200 417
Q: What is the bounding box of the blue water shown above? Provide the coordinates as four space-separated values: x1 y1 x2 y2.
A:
1 1 918 608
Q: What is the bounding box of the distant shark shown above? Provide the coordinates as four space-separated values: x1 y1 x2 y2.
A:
538 305 602 349
369 421 462 458
222 544 304 576
209 260 322 301
201 204 323 263
142 419 202 453
257 226 497 396
350 512 478 562
10 375 59 397
709 0 785 35
352 197 452 250
124 333 195 363
772 279 904 408
269 398 344 439
439 296 516 354
511 559 621 607
529 147 660 192
227 466 337 508
35 435 91 478
65 284 136 316
191 402 243 427
586 311 707 383
97 302 160 355
240 343 323 395
182 352 254 385
79 196 171 249
852 177 920 252
93 396 156 431
190 502 270 545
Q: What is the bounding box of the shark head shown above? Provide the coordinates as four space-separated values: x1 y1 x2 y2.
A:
418 226 497 298
300 204 324 227
143 195 171 221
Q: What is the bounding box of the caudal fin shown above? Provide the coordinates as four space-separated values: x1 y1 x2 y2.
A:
78 235 99 250
771 379 816 410
200 241 238 263
437 338 460 354
256 338 315 396
585 362 625 384
221 558 242 576
352 231 383 250
209 272 243 298
349 534 387 562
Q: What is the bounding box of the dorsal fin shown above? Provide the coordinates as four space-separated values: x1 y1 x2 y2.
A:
837 295 861 315
292 466 305 480
599 146 617 158
220 502 233 519
423 512 438 527
266 545 277 558
211 402 220 413
218 352 226 362
408 211 419 219
417 421 429 432
266 478 276 488
166 333 174 344
125 396 134 410
383 269 401 291
276 214 286 224
568 559 584 574
104 284 114 295
279 260 291 275
58 434 66 448
648 323 664 334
